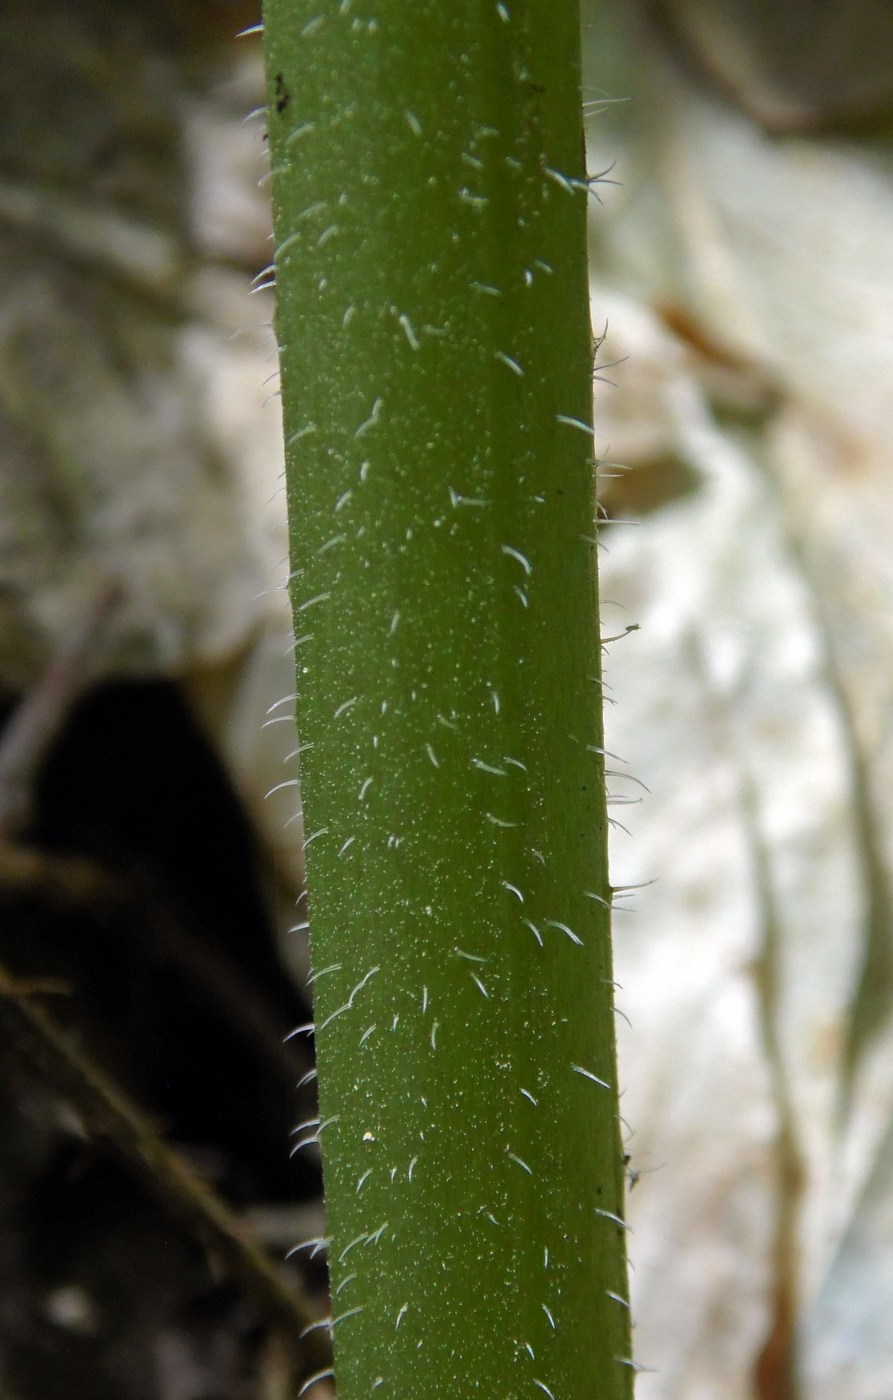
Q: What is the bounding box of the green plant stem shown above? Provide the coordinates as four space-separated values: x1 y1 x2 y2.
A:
263 3 632 1395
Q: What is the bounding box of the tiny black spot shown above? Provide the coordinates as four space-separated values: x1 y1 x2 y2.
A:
274 70 290 115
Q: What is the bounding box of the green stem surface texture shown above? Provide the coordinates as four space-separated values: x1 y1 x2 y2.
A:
263 3 632 1396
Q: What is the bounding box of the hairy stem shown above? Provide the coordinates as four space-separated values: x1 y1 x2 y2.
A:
263 3 632 1395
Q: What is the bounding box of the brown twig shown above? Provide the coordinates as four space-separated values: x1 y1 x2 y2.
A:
0 960 332 1381
0 839 318 1114
0 840 113 904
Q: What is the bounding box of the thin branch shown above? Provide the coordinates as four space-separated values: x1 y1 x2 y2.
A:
0 960 332 1379
0 839 318 1110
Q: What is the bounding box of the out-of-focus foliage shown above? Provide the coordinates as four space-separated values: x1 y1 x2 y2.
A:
0 0 285 688
5 0 893 1396
582 2 893 1396
0 13 325 1398
0 0 305 897
640 0 893 132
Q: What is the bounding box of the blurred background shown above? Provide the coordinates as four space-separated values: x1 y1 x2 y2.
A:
0 1 891 1396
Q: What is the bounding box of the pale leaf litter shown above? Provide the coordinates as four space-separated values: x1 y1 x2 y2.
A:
1 19 891 1400
590 25 893 1398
